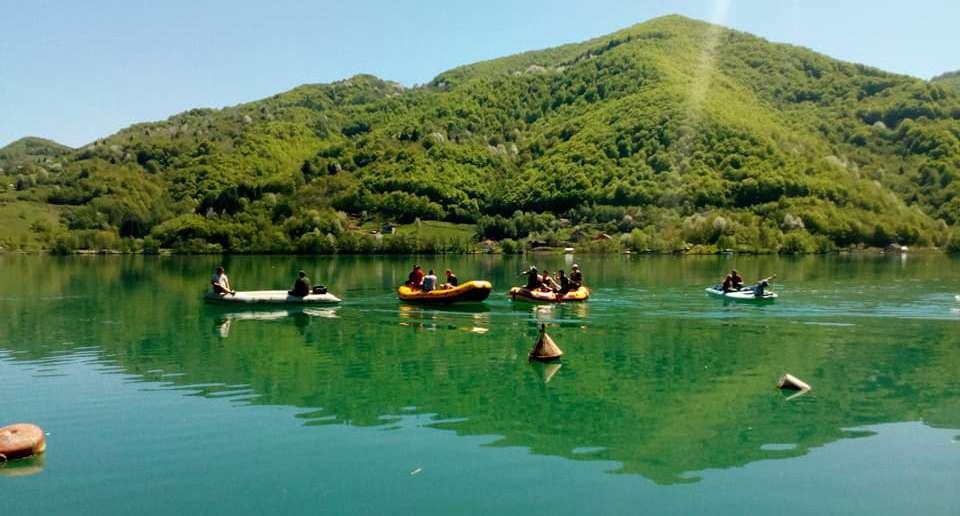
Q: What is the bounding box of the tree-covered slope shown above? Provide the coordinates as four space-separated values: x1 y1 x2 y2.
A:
4 15 960 253
0 136 72 173
932 70 960 95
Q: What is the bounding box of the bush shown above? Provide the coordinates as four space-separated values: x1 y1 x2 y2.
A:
946 227 960 254
780 230 817 254
498 238 523 254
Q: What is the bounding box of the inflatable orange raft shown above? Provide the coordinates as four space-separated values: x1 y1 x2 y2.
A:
509 286 590 303
0 423 46 460
398 280 493 304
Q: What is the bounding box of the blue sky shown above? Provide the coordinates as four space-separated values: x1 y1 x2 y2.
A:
1 0 958 148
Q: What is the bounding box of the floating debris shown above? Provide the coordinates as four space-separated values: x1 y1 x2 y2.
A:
410 467 422 476
0 423 46 460
777 374 811 392
529 324 563 361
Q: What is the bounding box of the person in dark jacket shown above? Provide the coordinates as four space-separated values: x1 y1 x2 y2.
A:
569 264 583 289
555 270 571 296
521 266 542 289
289 271 311 297
443 269 459 289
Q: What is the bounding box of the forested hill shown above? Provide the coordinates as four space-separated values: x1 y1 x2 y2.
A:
0 137 72 170
932 70 960 95
2 14 960 254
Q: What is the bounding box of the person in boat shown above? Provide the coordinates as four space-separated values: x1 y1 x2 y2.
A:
752 275 775 297
443 269 459 289
541 269 560 292
555 270 571 296
722 269 744 292
210 266 235 295
569 264 583 289
521 266 542 290
406 264 425 289
288 270 311 297
422 269 438 292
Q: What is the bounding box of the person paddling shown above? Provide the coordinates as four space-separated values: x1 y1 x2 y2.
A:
210 266 235 295
521 266 542 290
555 270 571 298
752 275 776 297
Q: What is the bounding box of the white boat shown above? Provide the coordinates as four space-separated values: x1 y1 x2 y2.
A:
705 286 777 301
204 290 341 305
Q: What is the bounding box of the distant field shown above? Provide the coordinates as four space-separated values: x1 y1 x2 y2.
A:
0 197 61 250
361 220 477 241
394 220 477 240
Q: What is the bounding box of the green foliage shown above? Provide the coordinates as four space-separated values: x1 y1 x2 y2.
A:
2 15 958 254
946 226 960 254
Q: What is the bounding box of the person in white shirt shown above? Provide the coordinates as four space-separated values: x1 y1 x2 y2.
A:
421 269 438 292
210 266 235 295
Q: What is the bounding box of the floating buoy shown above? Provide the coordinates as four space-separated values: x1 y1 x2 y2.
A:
0 423 46 460
777 374 811 392
529 324 563 361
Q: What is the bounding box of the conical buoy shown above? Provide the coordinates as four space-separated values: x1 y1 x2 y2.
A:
777 374 811 392
0 423 46 460
529 324 563 361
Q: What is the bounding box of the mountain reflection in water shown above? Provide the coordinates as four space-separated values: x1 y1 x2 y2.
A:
1 254 958 487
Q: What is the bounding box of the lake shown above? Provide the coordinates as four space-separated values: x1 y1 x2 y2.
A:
1 254 958 515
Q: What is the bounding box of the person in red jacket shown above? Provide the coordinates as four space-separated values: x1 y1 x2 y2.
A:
406 264 425 289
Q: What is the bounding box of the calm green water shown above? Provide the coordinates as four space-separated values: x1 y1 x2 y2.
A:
1 254 958 514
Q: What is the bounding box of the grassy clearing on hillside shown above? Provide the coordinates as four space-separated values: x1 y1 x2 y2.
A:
393 220 477 240
0 198 62 250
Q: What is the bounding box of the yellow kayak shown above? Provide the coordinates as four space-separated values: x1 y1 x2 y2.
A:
509 286 590 303
398 280 493 304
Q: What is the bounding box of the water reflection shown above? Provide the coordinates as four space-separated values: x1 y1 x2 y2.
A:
513 301 590 327
211 307 340 338
0 454 44 478
530 361 563 384
1 255 959 487
396 303 491 333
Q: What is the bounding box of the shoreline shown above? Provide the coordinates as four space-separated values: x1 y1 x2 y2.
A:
0 246 942 257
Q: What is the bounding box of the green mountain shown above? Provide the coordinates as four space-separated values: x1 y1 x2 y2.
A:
932 70 960 95
0 136 72 171
3 15 960 253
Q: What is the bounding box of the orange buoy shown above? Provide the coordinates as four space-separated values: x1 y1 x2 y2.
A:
0 423 46 460
529 324 563 361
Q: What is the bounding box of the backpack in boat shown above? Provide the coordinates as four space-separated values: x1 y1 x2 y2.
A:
312 285 328 295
